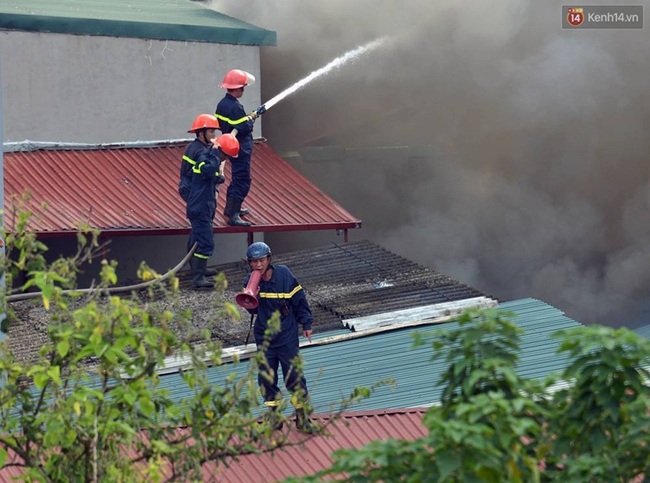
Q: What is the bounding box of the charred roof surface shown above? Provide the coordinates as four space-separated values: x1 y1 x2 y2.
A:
8 240 493 362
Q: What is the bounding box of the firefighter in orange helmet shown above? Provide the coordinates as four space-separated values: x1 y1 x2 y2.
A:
184 121 239 288
179 113 220 203
215 69 259 227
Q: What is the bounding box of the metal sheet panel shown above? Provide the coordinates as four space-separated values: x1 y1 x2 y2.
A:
0 0 276 45
3 140 361 236
0 408 428 482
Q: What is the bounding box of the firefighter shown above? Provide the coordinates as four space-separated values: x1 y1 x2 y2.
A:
179 114 221 277
179 113 220 203
215 69 259 227
243 241 316 433
186 134 239 289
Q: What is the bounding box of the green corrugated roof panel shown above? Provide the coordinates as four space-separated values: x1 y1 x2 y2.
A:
634 325 650 339
158 298 584 414
0 0 276 45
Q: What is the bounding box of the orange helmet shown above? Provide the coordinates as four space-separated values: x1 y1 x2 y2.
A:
214 134 240 158
219 69 256 89
188 114 220 133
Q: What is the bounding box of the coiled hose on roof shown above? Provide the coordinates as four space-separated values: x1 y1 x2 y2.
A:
6 243 198 303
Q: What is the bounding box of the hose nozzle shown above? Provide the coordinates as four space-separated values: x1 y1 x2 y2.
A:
255 104 267 116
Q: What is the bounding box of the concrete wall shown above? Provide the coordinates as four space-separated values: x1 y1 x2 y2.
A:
43 232 263 287
0 31 262 143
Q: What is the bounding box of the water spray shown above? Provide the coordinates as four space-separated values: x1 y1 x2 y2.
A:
253 37 387 117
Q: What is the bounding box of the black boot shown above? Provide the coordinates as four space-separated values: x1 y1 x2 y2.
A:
191 257 214 289
295 408 316 434
264 406 284 431
189 256 215 275
223 197 234 219
227 199 251 227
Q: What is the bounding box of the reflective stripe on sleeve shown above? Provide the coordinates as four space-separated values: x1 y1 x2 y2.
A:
258 285 303 299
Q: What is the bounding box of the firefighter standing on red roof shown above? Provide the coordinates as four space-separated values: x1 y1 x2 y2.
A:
186 132 239 289
243 242 316 433
215 69 259 227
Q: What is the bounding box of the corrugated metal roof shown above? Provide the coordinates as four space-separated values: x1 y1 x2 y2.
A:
0 408 428 482
3 140 360 236
154 297 583 415
8 240 491 364
0 0 276 45
210 408 428 482
184 240 494 335
633 323 650 339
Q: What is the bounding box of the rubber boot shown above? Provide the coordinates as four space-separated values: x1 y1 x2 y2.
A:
189 252 216 276
223 197 234 219
192 257 214 289
264 406 284 431
227 199 251 227
295 408 316 434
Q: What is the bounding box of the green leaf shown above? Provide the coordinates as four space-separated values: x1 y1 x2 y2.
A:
139 397 156 417
56 339 70 358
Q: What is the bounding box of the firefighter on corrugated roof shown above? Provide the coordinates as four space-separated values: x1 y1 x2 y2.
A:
243 242 317 434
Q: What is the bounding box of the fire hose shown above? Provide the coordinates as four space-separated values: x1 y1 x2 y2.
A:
6 243 199 303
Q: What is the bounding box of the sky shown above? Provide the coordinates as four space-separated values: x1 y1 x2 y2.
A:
211 0 650 328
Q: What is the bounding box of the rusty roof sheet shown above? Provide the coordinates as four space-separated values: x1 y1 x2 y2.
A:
0 408 428 482
210 408 428 482
3 140 361 236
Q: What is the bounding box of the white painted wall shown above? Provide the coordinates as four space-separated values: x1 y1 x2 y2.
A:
0 31 262 143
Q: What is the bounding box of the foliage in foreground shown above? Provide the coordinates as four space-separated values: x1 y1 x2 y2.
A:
291 309 650 482
0 207 373 482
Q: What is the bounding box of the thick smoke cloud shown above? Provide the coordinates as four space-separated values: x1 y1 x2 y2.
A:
211 0 650 327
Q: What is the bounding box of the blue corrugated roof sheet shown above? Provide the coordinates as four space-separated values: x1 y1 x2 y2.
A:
158 297 583 414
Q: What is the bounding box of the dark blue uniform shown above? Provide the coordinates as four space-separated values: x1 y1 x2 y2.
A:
178 138 209 203
243 264 314 408
186 148 225 259
215 93 255 204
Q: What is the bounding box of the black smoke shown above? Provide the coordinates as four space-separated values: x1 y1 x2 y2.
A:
211 0 650 327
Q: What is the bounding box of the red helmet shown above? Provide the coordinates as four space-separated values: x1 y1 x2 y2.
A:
219 69 256 89
214 134 240 158
188 114 220 133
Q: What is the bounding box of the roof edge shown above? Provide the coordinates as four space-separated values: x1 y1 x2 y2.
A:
0 14 277 46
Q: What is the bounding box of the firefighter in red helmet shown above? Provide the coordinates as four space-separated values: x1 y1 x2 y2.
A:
215 69 259 227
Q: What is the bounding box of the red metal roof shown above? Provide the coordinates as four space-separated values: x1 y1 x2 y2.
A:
211 408 428 482
3 140 361 237
0 408 428 481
